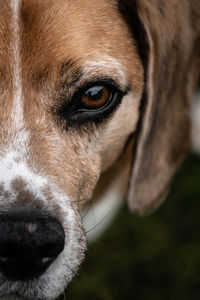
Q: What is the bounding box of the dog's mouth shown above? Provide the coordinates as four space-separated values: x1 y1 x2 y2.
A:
0 293 28 300
0 282 42 300
0 277 63 300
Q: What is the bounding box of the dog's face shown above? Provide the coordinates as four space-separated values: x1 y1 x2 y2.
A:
0 0 144 299
0 0 197 298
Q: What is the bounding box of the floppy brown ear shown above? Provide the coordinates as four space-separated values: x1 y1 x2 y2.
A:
119 0 200 215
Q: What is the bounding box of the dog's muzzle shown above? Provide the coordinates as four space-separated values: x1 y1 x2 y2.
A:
0 208 65 281
0 151 86 299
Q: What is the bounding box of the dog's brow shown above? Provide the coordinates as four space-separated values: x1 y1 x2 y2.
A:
82 57 127 89
60 59 83 90
58 56 127 101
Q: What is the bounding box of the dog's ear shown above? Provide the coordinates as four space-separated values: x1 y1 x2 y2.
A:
119 0 195 215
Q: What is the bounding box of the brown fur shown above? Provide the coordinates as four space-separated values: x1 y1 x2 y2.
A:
0 0 143 196
0 0 144 223
0 0 199 219
0 1 199 297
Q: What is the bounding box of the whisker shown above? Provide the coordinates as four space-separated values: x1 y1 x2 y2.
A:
63 289 67 300
70 198 87 204
81 199 92 221
85 210 112 234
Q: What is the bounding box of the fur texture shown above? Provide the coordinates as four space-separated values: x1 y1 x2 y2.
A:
0 0 199 299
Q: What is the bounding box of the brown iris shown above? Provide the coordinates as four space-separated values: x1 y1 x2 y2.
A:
81 86 111 109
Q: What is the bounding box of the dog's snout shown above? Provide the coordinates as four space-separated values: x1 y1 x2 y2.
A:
0 208 65 280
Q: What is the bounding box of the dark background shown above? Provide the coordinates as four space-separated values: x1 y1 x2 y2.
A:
59 153 200 300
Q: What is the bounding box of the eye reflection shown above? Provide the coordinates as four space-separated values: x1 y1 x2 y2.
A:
80 86 111 109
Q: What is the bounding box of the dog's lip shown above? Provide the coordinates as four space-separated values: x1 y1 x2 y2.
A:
0 291 27 300
0 279 41 300
0 291 41 300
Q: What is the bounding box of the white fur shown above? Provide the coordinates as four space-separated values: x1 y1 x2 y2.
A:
0 129 48 205
10 0 24 128
0 151 47 203
83 54 127 89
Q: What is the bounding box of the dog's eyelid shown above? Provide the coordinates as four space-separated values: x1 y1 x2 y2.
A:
67 79 129 110
63 75 127 94
76 78 127 94
59 77 128 108
80 73 128 93
55 80 129 128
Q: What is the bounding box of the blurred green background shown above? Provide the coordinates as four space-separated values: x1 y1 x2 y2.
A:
61 153 200 300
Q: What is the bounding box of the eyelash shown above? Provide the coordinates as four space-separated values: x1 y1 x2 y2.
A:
58 80 127 127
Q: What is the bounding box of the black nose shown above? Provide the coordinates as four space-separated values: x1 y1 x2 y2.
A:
0 208 65 280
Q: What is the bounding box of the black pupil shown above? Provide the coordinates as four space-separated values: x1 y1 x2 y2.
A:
85 86 104 101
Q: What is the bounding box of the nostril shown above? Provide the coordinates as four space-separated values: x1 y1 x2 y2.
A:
0 208 65 280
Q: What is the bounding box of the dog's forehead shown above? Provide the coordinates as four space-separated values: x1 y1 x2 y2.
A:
0 0 136 82
21 0 127 53
21 0 137 85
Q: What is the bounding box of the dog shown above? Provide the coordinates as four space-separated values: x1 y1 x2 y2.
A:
0 0 199 299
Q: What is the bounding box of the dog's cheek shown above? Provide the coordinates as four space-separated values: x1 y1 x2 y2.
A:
78 152 102 205
38 134 102 208
60 132 102 205
98 92 141 172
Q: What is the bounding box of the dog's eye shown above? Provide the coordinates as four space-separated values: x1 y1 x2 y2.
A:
58 81 127 126
80 86 110 109
71 82 124 116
